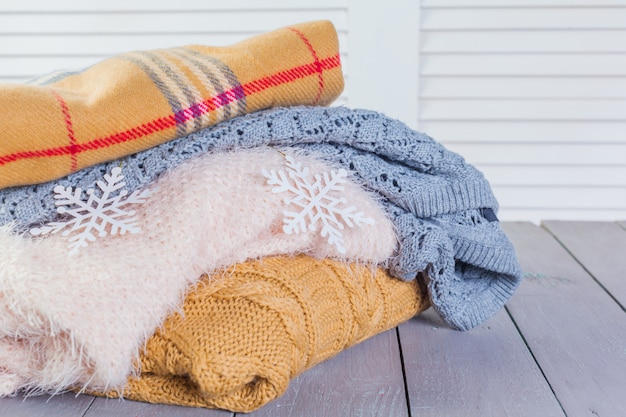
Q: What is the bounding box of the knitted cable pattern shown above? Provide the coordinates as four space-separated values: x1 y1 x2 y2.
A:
0 106 522 330
97 255 430 412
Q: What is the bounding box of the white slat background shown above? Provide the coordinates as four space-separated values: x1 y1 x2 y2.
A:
420 0 626 222
0 0 624 222
0 0 349 106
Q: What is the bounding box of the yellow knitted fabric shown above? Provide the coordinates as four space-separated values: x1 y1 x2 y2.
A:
0 20 343 189
100 255 429 412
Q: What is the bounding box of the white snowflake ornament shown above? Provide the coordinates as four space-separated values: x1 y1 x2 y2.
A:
262 155 375 254
30 167 151 255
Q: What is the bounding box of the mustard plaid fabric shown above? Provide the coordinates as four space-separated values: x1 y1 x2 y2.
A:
0 20 343 189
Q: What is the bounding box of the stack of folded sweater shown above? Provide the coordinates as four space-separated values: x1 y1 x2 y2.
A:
0 21 522 412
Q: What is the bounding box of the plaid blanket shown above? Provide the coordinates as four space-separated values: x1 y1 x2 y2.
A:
0 20 343 189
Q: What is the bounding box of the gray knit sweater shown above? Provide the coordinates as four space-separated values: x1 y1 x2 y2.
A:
0 106 522 331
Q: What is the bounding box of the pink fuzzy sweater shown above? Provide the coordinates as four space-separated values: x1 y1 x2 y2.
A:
0 147 396 395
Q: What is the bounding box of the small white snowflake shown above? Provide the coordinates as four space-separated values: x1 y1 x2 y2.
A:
262 155 374 254
30 167 151 255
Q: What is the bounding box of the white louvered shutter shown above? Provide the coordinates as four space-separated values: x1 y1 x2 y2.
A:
0 0 349 104
418 0 626 222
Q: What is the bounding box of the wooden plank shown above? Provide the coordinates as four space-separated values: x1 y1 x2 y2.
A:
421 54 626 76
422 7 626 30
398 309 564 417
85 397 233 417
419 121 626 143
420 76 626 99
421 30 626 53
0 393 94 417
502 222 626 417
420 99 626 121
543 221 626 308
247 328 409 417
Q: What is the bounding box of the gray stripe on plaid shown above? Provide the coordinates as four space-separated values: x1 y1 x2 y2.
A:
178 48 247 118
119 53 188 137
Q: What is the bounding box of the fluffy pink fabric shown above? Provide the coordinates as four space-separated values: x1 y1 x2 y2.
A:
0 147 396 395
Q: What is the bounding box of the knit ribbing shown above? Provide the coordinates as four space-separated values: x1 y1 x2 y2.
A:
0 106 523 330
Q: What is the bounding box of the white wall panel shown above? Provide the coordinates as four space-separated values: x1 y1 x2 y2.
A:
0 11 348 34
420 77 626 99
420 121 626 143
499 209 625 222
422 30 626 53
0 2 349 89
481 166 626 187
422 0 626 7
422 8 626 29
447 143 626 165
420 1 626 221
348 0 420 128
422 54 626 76
494 187 626 210
0 33 350 55
421 99 626 120
0 0 346 11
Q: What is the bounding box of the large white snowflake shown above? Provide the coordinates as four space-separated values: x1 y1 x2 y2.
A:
30 167 151 255
262 155 374 254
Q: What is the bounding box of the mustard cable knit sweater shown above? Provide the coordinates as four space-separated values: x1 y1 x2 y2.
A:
101 255 430 413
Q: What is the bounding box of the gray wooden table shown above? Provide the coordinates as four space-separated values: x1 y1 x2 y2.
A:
1 221 624 417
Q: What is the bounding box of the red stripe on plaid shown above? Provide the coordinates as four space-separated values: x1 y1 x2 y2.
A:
0 54 341 167
287 27 324 104
50 89 79 172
